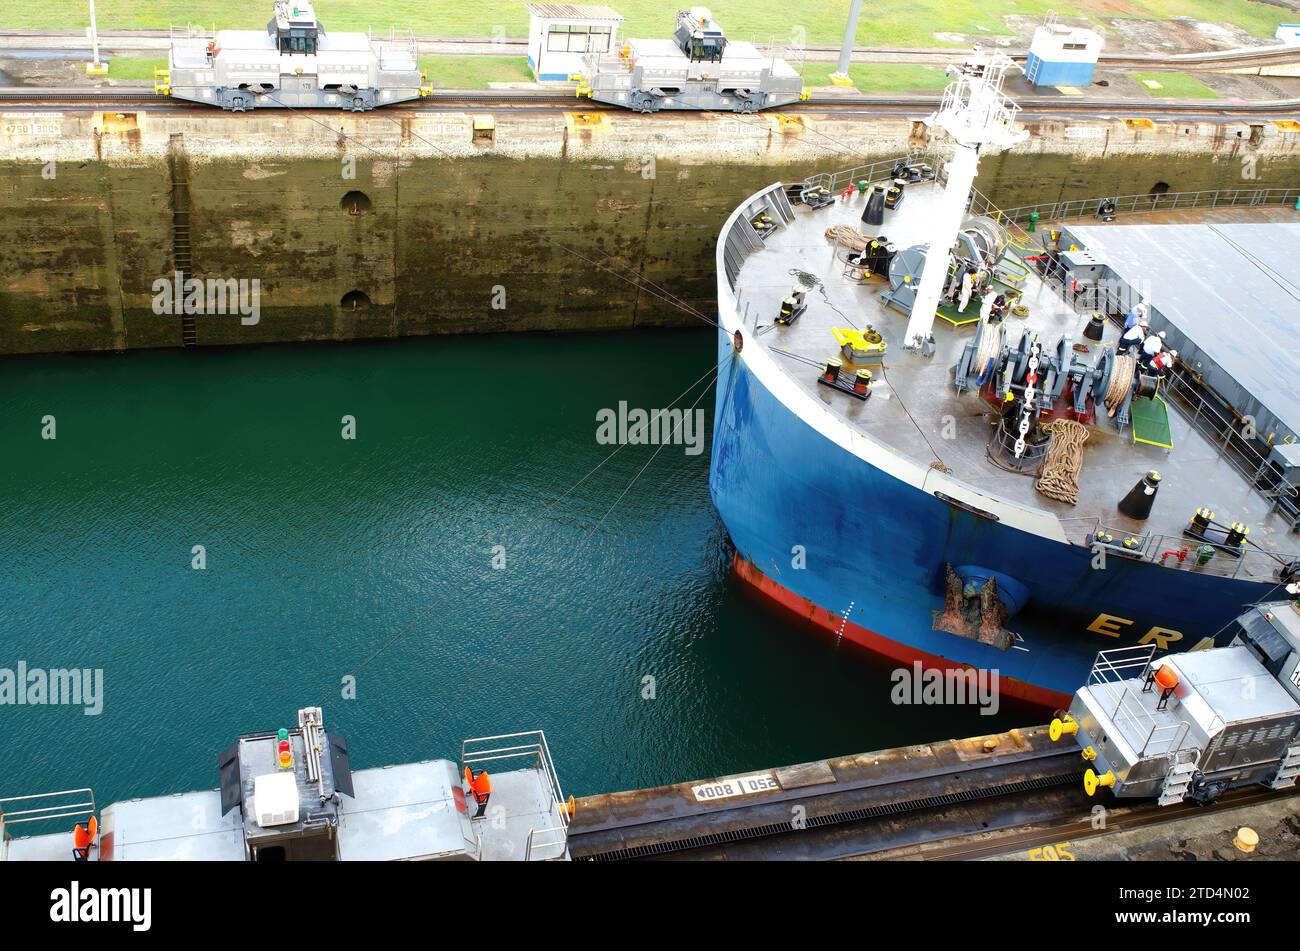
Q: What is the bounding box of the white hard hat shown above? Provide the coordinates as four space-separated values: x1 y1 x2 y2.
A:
1158 331 1167 339
1169 350 1178 358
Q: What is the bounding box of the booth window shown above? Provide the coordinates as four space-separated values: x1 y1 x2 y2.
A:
547 25 612 53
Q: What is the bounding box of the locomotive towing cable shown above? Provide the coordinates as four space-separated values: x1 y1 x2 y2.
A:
1035 419 1090 505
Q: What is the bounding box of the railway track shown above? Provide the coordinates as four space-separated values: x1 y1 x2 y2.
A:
2 85 1297 120
3 29 1299 71
915 783 1300 861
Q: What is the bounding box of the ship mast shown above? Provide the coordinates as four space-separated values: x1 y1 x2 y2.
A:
903 50 1027 350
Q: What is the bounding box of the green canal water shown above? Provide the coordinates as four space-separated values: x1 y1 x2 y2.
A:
1 330 1025 807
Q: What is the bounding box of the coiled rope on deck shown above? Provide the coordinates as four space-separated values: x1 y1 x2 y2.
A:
1035 419 1090 505
825 224 871 251
1104 353 1137 417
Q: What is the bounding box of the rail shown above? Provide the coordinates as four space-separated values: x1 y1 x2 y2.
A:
461 730 569 861
0 788 96 857
801 153 934 197
972 186 1300 229
1160 369 1300 523
1061 515 1290 580
1087 646 1190 757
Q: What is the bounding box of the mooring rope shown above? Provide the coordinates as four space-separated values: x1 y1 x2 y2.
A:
1035 418 1090 505
1104 353 1137 417
974 321 1004 383
825 224 872 251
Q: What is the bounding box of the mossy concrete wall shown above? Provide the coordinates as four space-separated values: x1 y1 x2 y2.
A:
1 108 1296 354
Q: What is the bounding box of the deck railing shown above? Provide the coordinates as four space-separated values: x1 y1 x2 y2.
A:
1087 646 1190 757
800 153 934 198
0 788 96 859
1061 516 1291 581
1161 370 1300 522
720 182 795 291
461 730 569 861
970 186 1300 229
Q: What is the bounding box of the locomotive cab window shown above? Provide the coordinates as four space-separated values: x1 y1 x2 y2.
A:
280 28 317 53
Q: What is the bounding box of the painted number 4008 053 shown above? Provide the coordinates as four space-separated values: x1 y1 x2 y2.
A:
691 771 780 802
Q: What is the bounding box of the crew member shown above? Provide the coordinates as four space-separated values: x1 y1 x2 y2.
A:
978 284 997 322
1125 301 1148 329
958 265 976 313
1141 329 1168 367
465 768 492 819
72 816 97 861
990 293 1009 322
1118 319 1148 354
1149 348 1177 379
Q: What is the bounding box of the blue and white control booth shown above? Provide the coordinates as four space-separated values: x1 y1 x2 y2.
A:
1277 24 1300 45
1024 23 1104 88
526 3 624 82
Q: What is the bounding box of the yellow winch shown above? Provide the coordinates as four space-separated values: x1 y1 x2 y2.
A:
832 326 887 363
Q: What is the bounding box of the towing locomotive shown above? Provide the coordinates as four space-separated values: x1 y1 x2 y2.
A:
1052 595 1300 806
162 0 428 112
576 7 807 113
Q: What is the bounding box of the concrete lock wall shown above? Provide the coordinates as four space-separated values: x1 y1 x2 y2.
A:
0 108 1296 355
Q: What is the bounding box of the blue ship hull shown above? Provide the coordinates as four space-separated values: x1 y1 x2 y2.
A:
709 330 1272 708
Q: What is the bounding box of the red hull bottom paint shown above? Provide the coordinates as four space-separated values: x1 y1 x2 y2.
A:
731 553 1073 712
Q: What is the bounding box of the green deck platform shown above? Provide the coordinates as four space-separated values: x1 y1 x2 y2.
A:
1131 394 1174 449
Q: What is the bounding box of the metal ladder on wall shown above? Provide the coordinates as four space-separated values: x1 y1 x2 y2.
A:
168 133 197 348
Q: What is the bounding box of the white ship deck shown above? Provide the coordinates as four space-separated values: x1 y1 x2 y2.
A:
728 178 1298 581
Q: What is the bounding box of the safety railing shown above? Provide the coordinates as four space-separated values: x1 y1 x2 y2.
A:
1087 646 1190 757
461 730 569 861
0 788 96 856
524 825 568 862
975 187 1300 228
1160 369 1300 523
375 26 420 67
801 153 934 197
966 186 1036 248
1061 516 1290 580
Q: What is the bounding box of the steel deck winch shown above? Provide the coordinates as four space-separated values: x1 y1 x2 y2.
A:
1052 595 1300 806
953 318 1163 468
881 215 1014 317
